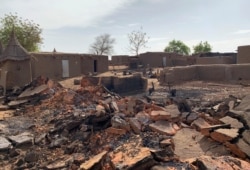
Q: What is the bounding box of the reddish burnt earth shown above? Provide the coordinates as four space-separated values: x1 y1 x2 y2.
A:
0 77 250 169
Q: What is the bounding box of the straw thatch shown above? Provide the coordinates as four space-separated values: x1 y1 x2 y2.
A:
0 31 31 62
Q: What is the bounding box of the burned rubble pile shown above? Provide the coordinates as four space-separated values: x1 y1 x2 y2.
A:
0 77 250 170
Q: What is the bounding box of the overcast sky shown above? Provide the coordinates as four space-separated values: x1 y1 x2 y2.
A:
1 0 250 55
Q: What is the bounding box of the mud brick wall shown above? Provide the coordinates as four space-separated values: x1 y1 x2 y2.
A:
138 52 186 67
196 56 236 65
228 64 250 80
160 66 197 83
112 75 147 94
237 45 250 64
160 64 250 84
111 55 129 66
196 65 226 81
31 53 108 80
86 75 147 94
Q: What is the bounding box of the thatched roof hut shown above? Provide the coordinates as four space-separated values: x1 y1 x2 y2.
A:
0 31 31 62
0 31 32 92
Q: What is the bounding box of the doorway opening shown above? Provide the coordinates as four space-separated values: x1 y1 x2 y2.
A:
62 60 69 78
94 60 97 72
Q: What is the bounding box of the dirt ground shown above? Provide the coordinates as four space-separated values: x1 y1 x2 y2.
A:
161 80 250 101
59 74 250 101
59 76 83 90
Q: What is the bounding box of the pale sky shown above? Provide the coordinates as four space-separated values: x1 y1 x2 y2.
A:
1 0 250 55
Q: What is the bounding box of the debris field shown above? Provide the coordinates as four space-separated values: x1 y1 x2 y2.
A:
0 76 250 170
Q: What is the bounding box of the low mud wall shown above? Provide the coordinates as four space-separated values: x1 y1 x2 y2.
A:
228 64 250 80
196 65 226 81
83 74 147 94
160 64 250 84
161 66 197 83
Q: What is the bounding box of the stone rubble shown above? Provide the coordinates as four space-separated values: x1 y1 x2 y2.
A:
0 76 249 169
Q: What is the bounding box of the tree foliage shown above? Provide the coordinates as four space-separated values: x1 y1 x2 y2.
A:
193 41 212 54
164 39 190 55
0 13 43 52
89 34 115 55
128 27 149 56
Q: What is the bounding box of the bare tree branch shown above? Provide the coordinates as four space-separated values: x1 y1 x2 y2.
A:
89 34 115 55
128 27 149 55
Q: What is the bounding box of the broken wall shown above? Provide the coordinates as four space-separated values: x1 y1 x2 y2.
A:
112 74 147 94
160 64 250 84
83 75 147 94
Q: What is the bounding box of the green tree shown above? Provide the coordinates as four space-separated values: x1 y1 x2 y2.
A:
193 41 212 54
89 33 115 55
128 27 149 56
0 13 43 52
164 39 190 55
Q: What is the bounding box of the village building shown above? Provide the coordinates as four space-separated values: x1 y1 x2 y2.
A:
237 45 250 63
0 31 108 94
193 52 237 65
138 52 193 67
111 55 130 66
30 52 108 80
110 52 195 69
110 52 237 69
0 31 32 93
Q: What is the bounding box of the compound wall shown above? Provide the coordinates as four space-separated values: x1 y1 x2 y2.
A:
196 56 236 65
160 66 197 83
159 64 250 84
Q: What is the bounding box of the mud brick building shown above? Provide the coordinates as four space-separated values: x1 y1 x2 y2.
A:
0 31 108 93
193 52 237 65
111 51 237 69
237 45 250 63
138 52 191 67
111 55 130 66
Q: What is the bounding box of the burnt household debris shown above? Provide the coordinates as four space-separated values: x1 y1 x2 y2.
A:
0 73 250 170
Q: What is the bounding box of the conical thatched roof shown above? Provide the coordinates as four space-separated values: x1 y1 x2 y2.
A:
0 31 31 62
